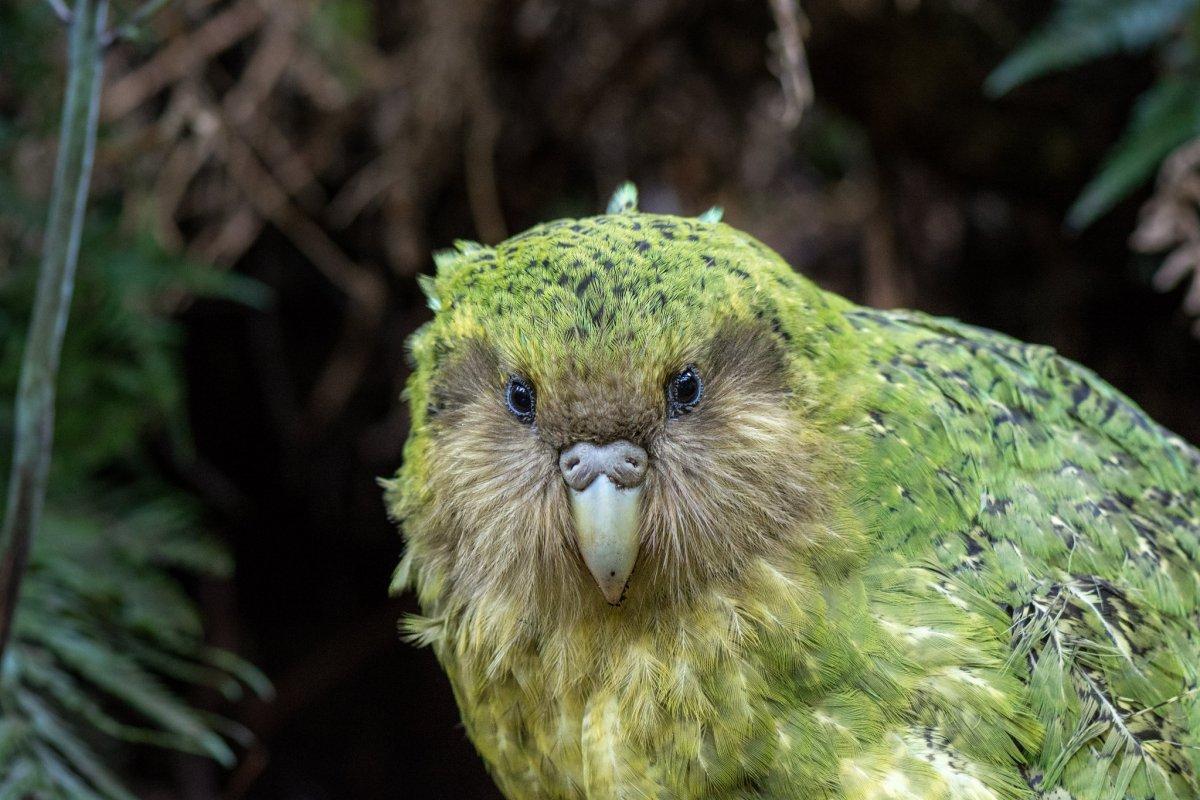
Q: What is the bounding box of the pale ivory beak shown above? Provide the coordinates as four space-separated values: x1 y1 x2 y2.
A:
569 475 642 605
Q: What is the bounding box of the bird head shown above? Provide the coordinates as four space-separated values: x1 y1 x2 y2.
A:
389 185 851 630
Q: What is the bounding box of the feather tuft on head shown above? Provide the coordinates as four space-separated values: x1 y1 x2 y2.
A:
698 206 723 223
417 273 441 311
606 182 639 214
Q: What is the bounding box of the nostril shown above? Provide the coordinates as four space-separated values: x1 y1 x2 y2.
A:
561 440 648 490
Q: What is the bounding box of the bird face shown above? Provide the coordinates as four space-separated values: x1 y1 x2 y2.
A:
394 213 831 622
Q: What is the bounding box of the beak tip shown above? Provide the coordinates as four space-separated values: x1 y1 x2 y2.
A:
599 581 628 606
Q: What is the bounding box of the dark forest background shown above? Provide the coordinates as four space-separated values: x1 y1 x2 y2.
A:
3 0 1200 798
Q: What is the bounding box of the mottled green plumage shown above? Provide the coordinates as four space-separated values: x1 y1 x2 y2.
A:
388 184 1200 799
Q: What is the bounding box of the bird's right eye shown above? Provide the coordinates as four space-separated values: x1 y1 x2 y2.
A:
505 376 536 423
667 365 704 417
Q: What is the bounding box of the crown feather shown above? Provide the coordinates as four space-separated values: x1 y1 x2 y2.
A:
606 182 639 214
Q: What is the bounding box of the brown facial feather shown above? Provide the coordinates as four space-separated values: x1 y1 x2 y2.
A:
425 340 499 423
412 318 824 621
640 321 817 601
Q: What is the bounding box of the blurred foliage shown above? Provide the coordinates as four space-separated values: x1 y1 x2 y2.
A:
0 5 268 798
989 0 1200 229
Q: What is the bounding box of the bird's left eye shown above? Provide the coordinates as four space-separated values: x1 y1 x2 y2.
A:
505 376 536 423
667 366 703 417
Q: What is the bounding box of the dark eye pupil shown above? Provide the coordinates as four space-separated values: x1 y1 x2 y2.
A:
511 385 531 411
675 371 699 403
668 366 703 416
506 378 535 421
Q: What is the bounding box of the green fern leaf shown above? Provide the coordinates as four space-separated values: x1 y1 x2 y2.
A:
17 690 137 800
1068 75 1200 229
0 760 40 800
987 0 1198 96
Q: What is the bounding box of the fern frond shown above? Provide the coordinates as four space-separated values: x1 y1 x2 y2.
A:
987 0 1197 96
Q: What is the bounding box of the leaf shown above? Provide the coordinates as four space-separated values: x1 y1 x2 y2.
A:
0 760 41 800
124 641 243 701
29 740 108 800
1068 75 1200 229
0 719 27 765
203 646 275 701
986 0 1198 96
17 690 138 800
37 627 236 766
18 650 205 752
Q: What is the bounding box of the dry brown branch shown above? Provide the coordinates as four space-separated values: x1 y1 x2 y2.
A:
305 312 379 427
144 6 323 261
327 0 503 262
153 137 217 247
214 121 387 422
862 200 910 309
216 11 329 213
224 9 296 126
216 127 383 310
287 49 355 110
767 0 814 128
95 0 405 429
189 203 262 266
466 106 507 243
144 83 220 247
326 150 405 229
102 0 266 120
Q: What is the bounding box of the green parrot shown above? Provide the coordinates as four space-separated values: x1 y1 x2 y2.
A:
386 183 1200 800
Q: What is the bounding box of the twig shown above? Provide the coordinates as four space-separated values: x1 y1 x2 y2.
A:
102 0 266 121
189 204 262 266
305 312 378 428
465 106 507 243
767 0 814 128
862 192 911 309
101 0 171 47
214 123 388 425
0 0 109 656
217 127 385 308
